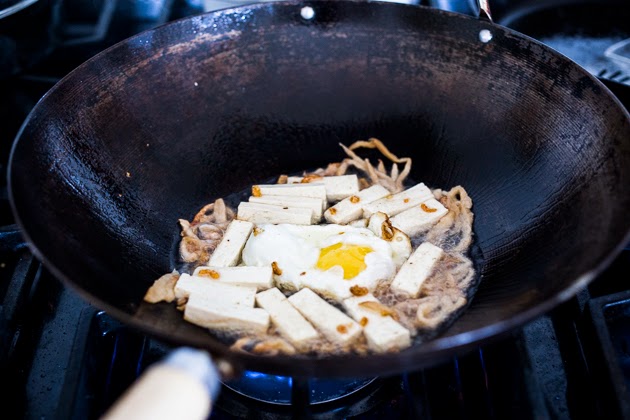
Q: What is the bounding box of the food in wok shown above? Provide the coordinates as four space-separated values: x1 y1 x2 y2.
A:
144 139 477 356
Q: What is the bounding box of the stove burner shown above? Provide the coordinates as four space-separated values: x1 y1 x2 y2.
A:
3 2 630 419
223 371 376 405
499 2 630 86
606 38 630 68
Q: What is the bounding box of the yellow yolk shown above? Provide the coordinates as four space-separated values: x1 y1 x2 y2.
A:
316 243 373 279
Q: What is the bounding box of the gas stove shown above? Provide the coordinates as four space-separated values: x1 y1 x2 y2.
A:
2 1 630 418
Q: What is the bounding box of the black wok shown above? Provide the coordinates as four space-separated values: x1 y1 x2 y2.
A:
8 1 630 377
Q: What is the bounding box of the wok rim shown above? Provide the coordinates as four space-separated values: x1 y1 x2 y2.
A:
7 0 630 377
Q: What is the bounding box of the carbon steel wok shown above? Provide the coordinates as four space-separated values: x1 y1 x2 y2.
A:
8 0 630 377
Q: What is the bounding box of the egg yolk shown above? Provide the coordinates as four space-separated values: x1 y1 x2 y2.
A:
316 243 373 279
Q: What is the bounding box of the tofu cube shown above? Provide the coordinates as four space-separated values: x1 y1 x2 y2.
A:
192 266 273 291
174 273 257 306
288 288 362 345
256 288 319 350
324 185 390 225
248 195 325 223
184 293 270 334
342 294 411 352
390 198 448 236
237 202 313 225
362 183 434 218
286 175 359 202
390 242 444 298
208 220 253 267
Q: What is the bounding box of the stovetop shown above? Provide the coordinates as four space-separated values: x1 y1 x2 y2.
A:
2 1 630 419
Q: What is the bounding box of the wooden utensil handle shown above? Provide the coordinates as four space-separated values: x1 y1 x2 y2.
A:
102 348 219 420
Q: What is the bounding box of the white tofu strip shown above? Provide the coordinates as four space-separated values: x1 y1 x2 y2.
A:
237 202 313 225
286 175 359 202
253 183 327 201
324 185 390 225
192 266 273 291
174 273 257 306
390 198 448 237
390 242 444 298
208 220 253 267
248 195 325 223
288 288 362 345
342 294 411 352
362 183 434 218
184 293 270 334
255 288 319 349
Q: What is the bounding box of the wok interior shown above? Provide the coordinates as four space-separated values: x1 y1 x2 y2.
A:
9 2 630 374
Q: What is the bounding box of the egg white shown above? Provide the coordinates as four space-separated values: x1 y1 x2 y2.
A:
242 224 401 301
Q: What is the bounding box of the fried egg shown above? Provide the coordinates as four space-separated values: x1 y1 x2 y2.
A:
242 224 410 301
